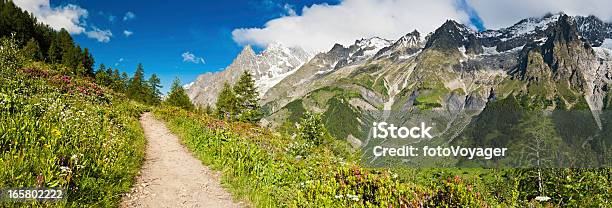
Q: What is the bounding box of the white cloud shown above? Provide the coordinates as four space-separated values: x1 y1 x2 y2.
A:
86 26 112 42
182 52 205 64
468 0 612 29
123 11 136 21
123 30 134 37
232 0 470 52
14 0 88 34
115 58 124 66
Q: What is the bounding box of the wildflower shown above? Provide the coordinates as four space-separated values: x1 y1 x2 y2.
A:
453 175 462 183
51 128 61 137
60 166 71 173
346 194 359 201
71 154 78 163
36 174 45 187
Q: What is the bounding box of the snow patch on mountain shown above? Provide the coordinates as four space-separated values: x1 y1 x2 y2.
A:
186 43 313 107
510 15 559 36
183 82 194 90
356 37 392 57
480 14 560 39
256 66 301 95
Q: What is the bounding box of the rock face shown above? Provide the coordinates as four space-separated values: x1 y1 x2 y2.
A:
425 20 483 55
186 44 313 107
374 30 422 59
515 15 592 85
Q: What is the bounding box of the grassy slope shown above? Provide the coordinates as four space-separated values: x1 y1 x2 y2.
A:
0 62 147 207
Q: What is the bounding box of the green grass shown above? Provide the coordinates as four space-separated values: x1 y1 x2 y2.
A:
342 71 388 97
414 86 450 110
0 61 147 207
154 107 490 207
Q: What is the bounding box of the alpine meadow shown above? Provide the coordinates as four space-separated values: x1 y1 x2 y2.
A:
2 0 612 207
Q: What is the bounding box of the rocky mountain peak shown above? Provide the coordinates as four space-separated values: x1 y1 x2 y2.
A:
547 14 580 44
236 45 257 59
515 13 594 92
424 20 483 55
186 43 313 107
348 37 392 60
374 30 422 59
478 13 560 52
575 15 612 47
397 30 420 47
328 43 349 55
353 37 391 49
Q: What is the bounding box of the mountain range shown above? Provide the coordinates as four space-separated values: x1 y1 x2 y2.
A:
187 13 612 158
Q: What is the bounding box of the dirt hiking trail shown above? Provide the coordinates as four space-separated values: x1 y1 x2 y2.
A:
121 112 245 208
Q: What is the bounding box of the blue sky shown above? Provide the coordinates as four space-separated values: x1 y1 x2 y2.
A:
29 0 610 94
54 0 338 94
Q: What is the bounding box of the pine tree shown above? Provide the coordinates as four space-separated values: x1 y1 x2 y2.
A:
165 77 194 110
22 38 42 61
127 63 146 102
233 71 263 122
95 63 110 86
119 71 129 92
297 111 332 146
62 45 80 73
46 41 60 63
216 82 239 120
147 74 162 105
81 48 94 76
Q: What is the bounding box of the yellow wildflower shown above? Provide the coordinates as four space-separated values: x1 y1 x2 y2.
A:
51 128 61 137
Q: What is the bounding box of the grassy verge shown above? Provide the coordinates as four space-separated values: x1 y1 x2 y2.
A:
0 62 147 207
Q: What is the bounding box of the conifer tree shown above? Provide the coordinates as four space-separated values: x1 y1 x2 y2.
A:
22 38 42 61
127 63 146 101
81 48 94 76
297 111 332 146
95 63 111 86
105 65 114 77
62 46 80 73
216 82 239 120
165 77 194 110
119 71 129 92
147 74 162 105
233 71 262 122
46 41 60 63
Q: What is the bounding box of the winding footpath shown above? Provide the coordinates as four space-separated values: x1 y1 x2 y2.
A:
121 113 245 208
